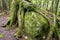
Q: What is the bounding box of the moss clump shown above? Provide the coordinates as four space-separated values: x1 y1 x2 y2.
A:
24 11 49 40
0 33 4 38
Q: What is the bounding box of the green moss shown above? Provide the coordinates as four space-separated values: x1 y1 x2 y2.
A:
0 33 4 38
24 11 49 40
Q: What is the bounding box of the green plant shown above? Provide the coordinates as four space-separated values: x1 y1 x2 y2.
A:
0 33 4 38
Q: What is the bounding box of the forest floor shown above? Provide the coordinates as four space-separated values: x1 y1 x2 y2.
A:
0 13 17 40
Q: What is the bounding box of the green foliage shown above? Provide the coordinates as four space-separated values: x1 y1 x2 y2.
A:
0 33 4 38
56 27 60 36
31 0 40 5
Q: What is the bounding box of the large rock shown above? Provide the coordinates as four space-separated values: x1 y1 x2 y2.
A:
24 11 49 40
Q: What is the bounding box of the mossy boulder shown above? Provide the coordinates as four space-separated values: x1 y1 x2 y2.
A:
24 11 49 40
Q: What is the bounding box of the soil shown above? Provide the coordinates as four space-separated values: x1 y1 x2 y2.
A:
0 14 17 40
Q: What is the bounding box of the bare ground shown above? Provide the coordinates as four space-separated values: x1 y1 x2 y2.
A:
0 14 18 40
